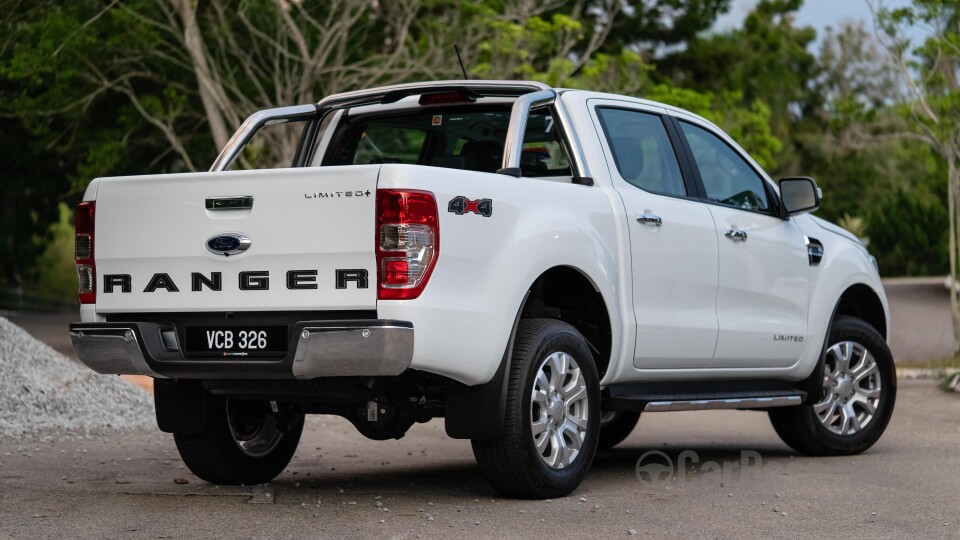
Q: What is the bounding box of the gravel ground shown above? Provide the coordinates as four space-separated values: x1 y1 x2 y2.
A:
0 317 154 441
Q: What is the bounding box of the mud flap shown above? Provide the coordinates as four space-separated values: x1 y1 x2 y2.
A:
443 351 509 439
799 304 841 404
154 379 208 434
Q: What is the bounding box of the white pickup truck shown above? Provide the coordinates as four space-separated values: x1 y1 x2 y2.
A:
70 80 896 498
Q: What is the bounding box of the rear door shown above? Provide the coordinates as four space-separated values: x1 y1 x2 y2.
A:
590 101 719 369
672 117 809 368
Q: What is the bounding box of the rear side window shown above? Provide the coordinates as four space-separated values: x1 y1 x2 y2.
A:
323 106 570 178
596 108 686 197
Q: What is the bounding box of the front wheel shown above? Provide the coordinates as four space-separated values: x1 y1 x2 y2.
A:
769 316 896 456
174 396 304 485
472 319 601 499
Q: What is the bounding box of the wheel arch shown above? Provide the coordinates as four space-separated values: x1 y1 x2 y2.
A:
834 283 887 339
521 265 614 380
798 281 888 404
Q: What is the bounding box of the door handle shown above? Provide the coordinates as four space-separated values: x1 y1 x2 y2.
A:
206 196 254 210
636 214 662 226
724 228 748 242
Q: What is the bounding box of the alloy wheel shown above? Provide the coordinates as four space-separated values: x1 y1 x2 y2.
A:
530 351 590 469
814 341 882 436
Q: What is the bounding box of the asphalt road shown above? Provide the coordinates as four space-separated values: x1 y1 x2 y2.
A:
0 380 957 539
1 279 958 538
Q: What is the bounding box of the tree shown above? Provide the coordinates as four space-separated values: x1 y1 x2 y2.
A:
0 117 67 290
873 0 960 352
1 0 740 292
662 0 816 176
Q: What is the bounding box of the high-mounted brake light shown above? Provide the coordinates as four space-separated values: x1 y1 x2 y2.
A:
418 91 477 106
376 190 439 300
75 201 96 304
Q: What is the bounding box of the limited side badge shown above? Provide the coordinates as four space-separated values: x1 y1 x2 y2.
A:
448 196 493 217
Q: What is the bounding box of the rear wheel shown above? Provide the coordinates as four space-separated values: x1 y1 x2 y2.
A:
174 396 303 485
769 316 896 456
597 411 641 450
472 319 601 498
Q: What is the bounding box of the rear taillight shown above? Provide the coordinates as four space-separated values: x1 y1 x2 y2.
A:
75 201 96 304
376 190 439 300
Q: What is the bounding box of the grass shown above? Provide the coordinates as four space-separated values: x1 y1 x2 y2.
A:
941 371 960 392
896 356 960 370
897 357 960 392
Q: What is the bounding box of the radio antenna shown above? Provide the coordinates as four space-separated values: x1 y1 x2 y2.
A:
454 45 469 80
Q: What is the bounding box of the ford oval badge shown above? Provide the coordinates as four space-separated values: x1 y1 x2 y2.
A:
206 233 251 256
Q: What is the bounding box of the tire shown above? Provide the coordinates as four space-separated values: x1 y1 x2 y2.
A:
471 318 601 498
174 395 304 485
597 411 641 451
769 315 896 456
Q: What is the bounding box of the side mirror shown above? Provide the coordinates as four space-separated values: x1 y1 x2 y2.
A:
778 177 821 218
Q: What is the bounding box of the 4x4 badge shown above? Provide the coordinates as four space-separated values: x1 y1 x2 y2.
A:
448 196 493 217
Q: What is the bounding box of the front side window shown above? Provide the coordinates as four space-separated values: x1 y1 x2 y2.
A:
596 108 686 197
679 122 770 212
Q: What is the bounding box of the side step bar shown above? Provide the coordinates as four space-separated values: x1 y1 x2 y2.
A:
604 385 806 413
642 395 802 412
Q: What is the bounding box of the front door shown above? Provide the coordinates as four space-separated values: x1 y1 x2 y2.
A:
675 118 809 368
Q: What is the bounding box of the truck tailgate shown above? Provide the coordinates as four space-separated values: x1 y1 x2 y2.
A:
92 165 378 313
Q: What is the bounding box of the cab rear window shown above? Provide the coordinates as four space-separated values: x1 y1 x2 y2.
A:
322 106 571 178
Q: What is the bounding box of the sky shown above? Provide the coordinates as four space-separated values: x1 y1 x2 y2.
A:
714 0 917 42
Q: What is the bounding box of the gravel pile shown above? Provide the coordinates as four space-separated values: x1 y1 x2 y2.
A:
0 316 154 440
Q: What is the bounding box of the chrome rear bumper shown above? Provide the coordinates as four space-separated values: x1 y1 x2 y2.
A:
292 324 413 378
70 326 164 377
69 320 414 380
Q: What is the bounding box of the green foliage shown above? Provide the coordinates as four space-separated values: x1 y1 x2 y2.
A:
869 0 960 284
2 0 957 295
868 189 948 276
646 86 782 170
0 117 68 288
27 204 79 298
836 214 868 241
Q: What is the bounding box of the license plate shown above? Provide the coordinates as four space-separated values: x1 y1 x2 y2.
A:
184 326 288 357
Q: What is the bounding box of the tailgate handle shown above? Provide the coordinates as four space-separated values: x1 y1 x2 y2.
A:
206 196 253 211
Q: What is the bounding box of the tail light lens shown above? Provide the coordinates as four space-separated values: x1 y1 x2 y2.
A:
376 190 438 300
75 201 96 304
